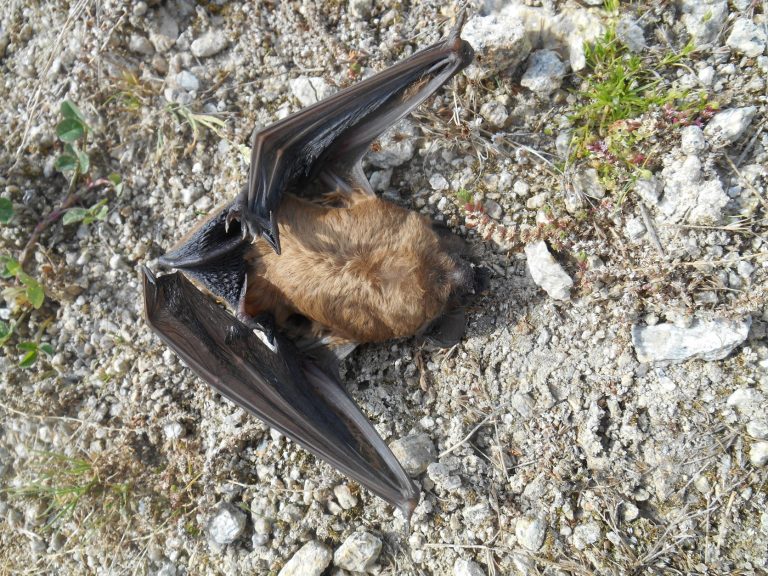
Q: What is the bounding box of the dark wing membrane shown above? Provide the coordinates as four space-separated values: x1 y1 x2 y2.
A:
240 16 475 252
158 202 247 308
143 269 419 519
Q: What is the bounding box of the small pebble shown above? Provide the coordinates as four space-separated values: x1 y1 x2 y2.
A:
516 514 547 551
704 107 757 147
572 521 601 550
749 442 768 467
333 485 358 510
390 433 436 476
484 199 502 219
726 18 767 58
279 541 332 576
520 50 567 95
429 174 449 192
454 558 485 576
190 30 228 58
333 531 382 572
207 503 246 545
176 71 199 92
747 419 768 439
289 77 333 107
525 240 573 301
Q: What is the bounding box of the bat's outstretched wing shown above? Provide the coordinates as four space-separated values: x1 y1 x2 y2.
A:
142 268 419 519
235 14 474 253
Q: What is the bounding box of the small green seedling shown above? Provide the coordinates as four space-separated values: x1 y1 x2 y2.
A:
52 100 122 225
17 341 54 368
55 100 91 180
1 255 45 309
0 256 52 368
62 198 109 226
0 198 13 223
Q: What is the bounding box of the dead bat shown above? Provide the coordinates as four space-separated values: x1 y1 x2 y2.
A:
143 14 479 521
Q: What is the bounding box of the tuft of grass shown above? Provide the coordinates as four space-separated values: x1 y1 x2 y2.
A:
566 19 714 200
7 451 132 530
166 103 229 153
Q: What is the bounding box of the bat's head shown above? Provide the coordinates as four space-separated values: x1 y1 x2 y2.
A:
447 259 489 300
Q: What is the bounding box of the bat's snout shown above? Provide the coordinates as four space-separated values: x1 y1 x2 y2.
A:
449 261 488 298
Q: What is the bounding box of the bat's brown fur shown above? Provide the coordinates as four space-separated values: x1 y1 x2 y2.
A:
243 191 467 343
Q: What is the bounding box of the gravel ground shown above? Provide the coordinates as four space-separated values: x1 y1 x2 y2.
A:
1 1 767 575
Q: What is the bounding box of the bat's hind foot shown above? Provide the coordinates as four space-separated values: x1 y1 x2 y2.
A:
225 202 242 235
237 311 277 348
228 191 281 254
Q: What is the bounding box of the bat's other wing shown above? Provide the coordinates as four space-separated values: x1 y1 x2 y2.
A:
142 268 419 520
237 14 474 253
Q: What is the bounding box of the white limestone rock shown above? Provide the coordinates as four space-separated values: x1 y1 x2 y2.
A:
390 433 436 476
207 503 246 545
191 30 228 58
631 318 751 363
679 0 727 45
462 12 531 79
516 514 547 551
289 77 333 107
726 18 767 58
520 50 567 95
704 106 757 147
658 155 728 225
333 532 382 572
524 240 573 301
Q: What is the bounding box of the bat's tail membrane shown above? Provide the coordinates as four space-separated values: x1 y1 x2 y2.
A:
142 269 420 520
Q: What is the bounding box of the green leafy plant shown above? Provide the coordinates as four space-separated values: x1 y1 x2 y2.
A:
17 341 54 368
1 254 45 310
55 100 91 179
0 320 12 346
456 188 474 204
0 197 13 223
0 255 53 367
5 100 124 371
52 100 121 223
62 198 109 226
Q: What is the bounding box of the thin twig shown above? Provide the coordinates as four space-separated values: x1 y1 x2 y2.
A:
19 179 111 270
439 402 510 458
639 201 665 257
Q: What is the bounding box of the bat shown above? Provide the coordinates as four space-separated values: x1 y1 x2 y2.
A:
143 13 478 522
